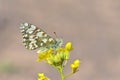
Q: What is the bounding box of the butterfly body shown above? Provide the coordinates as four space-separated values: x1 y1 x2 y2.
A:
20 23 63 52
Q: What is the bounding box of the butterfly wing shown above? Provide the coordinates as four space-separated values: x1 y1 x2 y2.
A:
20 23 55 50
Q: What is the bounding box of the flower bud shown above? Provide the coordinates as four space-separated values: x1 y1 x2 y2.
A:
70 59 81 73
65 42 73 51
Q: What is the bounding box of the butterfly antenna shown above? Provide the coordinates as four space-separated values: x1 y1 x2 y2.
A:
54 32 58 38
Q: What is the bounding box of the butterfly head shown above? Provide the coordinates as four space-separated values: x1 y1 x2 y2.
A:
51 38 63 49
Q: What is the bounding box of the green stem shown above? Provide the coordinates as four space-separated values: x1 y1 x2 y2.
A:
58 67 65 80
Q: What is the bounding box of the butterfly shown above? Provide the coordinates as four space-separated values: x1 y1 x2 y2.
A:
20 22 63 53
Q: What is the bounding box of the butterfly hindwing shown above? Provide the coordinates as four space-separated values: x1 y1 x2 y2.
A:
20 23 55 50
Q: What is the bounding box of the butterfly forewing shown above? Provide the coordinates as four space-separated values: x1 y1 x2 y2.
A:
20 23 56 50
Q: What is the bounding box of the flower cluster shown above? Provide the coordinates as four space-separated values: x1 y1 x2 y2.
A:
37 42 80 80
37 42 73 67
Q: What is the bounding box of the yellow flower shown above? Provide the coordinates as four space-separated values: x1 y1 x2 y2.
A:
70 60 81 73
37 42 73 68
38 73 50 80
47 53 62 67
65 42 73 51
37 49 53 62
57 48 69 60
46 47 71 67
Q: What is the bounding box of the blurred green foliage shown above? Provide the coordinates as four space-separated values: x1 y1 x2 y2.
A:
0 61 19 74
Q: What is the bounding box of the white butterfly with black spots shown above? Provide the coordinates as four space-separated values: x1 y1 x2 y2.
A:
20 22 63 53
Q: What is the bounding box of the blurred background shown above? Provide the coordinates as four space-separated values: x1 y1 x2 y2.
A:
0 0 120 80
